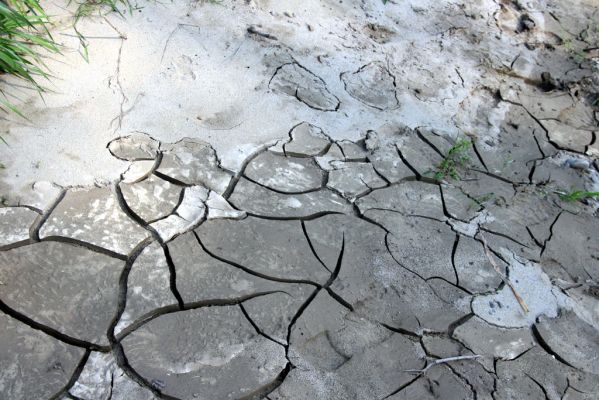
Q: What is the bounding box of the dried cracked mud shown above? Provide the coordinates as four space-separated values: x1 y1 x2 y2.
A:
1 0 599 399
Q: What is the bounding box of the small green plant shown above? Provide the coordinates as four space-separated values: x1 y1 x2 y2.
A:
557 189 599 202
432 138 472 181
468 192 496 210
0 0 60 117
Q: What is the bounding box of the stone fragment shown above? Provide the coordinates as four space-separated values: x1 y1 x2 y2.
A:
107 132 159 161
245 151 324 193
0 242 123 344
284 122 331 157
122 306 286 399
196 217 331 284
341 62 399 110
69 352 158 400
356 181 445 220
115 242 175 335
150 186 208 242
0 207 37 247
269 62 340 111
40 187 150 255
453 316 535 364
0 313 84 400
536 311 599 374
205 191 246 220
120 174 182 222
472 252 562 328
327 162 387 199
157 139 232 194
229 178 351 218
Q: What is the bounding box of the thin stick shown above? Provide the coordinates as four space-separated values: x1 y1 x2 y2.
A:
405 355 482 374
480 235 529 314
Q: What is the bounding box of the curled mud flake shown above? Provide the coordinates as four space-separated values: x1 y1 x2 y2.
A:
269 62 340 111
341 62 399 111
108 132 160 161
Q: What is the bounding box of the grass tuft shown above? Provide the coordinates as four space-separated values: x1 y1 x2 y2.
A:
557 189 599 202
432 138 472 181
0 0 60 117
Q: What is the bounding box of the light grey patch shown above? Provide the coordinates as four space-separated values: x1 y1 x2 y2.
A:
39 186 150 255
327 162 387 200
471 251 562 328
70 352 159 400
284 122 332 157
229 178 351 218
150 186 208 242
119 174 182 222
121 160 156 184
0 241 123 344
245 151 325 193
205 191 246 220
157 138 232 194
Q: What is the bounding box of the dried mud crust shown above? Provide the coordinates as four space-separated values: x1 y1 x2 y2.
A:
2 0 599 397
1 117 599 399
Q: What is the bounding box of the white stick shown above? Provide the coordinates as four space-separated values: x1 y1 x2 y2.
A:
404 355 482 374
